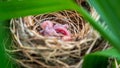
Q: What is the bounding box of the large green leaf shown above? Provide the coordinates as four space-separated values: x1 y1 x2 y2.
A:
87 0 120 51
82 0 120 67
94 48 120 61
0 20 16 68
82 48 120 68
0 0 76 20
75 0 120 52
83 55 109 68
89 0 120 38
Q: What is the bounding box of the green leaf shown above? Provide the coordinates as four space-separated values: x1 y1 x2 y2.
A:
82 48 120 68
73 0 120 52
94 48 120 61
0 20 16 68
0 0 76 20
89 0 120 38
82 54 108 68
87 0 120 52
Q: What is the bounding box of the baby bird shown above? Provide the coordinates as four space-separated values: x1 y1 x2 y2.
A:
40 20 72 41
40 21 59 36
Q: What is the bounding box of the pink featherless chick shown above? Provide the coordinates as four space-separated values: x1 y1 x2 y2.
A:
40 20 53 29
40 20 59 36
40 20 72 41
54 24 72 41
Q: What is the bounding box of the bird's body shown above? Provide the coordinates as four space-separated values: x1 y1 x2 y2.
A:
40 20 72 41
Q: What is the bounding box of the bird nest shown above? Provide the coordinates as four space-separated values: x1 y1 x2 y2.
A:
8 1 108 68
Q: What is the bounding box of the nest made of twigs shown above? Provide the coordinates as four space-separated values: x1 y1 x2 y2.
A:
8 1 109 68
9 11 101 68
